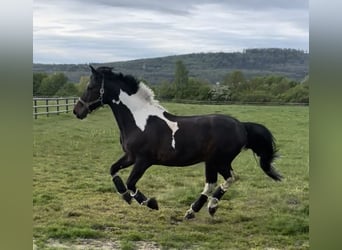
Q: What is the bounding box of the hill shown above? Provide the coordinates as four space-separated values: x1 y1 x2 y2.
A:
33 48 309 84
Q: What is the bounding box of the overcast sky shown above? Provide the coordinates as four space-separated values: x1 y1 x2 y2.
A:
33 0 309 64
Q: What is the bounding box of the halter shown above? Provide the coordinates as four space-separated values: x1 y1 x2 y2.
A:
78 76 105 113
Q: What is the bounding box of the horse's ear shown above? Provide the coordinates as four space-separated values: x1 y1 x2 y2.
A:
89 65 97 74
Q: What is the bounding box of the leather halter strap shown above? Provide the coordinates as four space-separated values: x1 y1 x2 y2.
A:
78 76 105 112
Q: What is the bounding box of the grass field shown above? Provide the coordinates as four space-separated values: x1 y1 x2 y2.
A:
33 103 309 249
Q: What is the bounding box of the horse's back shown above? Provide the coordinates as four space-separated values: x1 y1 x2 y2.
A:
169 113 247 163
127 113 247 166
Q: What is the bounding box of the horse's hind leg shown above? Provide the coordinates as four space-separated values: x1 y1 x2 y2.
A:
207 165 235 217
184 162 218 219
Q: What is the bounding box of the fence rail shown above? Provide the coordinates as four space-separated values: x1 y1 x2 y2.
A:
33 97 78 119
33 97 308 119
159 98 309 106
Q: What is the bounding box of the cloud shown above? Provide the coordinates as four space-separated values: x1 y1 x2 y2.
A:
33 0 308 63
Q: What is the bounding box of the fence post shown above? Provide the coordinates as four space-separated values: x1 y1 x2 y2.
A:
66 98 69 113
56 98 59 115
34 99 37 119
46 99 49 117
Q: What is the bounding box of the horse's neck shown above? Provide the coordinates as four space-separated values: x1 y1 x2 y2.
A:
108 90 167 136
109 103 137 138
109 90 179 148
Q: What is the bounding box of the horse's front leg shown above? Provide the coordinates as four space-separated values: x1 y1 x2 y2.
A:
110 154 134 204
126 160 158 210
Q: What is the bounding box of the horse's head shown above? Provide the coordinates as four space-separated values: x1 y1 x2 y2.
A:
73 65 141 119
73 65 115 119
73 65 107 119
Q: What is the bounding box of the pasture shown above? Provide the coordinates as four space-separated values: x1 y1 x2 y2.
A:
33 103 309 249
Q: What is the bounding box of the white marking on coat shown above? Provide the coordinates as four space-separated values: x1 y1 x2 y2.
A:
112 99 121 105
112 82 179 148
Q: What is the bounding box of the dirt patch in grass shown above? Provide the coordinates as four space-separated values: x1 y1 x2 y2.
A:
34 239 161 250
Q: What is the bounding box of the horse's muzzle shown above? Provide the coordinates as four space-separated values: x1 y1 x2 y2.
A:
73 109 83 119
73 102 88 120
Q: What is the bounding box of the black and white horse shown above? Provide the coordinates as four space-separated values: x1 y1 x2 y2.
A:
73 66 282 219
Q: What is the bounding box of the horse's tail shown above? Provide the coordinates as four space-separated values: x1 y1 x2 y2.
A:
243 122 283 181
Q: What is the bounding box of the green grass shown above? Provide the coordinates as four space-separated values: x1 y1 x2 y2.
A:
33 103 309 249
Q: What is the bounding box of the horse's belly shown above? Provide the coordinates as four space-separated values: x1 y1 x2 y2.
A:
155 146 206 166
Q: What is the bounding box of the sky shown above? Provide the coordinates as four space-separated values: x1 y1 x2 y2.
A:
33 0 309 64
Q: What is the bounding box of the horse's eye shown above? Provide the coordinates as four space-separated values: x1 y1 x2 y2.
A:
87 84 96 90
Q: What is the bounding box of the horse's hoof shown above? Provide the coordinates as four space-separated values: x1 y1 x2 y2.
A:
146 197 159 210
122 191 132 204
184 211 195 220
208 206 218 217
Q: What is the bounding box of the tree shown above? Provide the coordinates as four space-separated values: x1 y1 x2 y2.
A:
221 71 246 100
33 72 48 96
38 73 68 96
156 81 176 100
183 78 211 100
223 70 245 85
281 84 309 103
210 84 231 101
223 70 246 92
174 60 189 98
270 78 294 96
228 70 245 85
55 83 79 96
77 76 90 95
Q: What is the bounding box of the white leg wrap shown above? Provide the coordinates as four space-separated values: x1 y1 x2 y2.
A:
201 183 217 197
120 190 130 196
230 170 235 180
184 207 195 219
208 197 219 209
220 171 235 192
130 189 138 197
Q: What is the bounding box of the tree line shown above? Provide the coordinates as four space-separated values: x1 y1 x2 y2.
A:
34 72 82 97
33 60 308 104
34 48 308 84
153 60 308 103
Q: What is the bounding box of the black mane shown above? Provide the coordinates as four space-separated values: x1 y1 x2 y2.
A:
96 66 113 73
96 66 139 94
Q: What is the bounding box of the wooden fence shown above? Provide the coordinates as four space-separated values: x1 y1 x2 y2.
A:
33 97 308 119
33 97 78 119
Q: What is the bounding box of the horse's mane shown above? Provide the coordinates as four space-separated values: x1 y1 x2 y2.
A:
136 82 163 107
97 66 139 93
97 67 163 109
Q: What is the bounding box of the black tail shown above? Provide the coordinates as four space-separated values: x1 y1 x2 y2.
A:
243 122 283 181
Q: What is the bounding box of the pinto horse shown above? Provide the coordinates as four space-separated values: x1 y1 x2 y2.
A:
73 66 282 219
